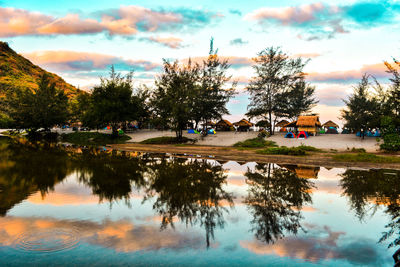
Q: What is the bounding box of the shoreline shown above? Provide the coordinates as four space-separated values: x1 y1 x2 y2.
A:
109 143 400 170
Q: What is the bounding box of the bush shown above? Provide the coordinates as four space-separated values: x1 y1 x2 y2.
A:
297 145 321 152
257 130 270 139
380 133 400 151
140 136 194 144
350 147 366 153
257 146 306 156
234 137 276 148
62 132 131 145
332 153 400 163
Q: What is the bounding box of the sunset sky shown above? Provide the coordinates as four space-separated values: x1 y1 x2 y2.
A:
1 0 399 123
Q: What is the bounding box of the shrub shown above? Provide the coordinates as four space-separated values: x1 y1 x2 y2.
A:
380 133 400 152
332 153 400 163
297 145 321 152
62 132 131 145
140 136 194 144
350 147 366 153
257 146 306 156
234 138 277 148
257 130 270 139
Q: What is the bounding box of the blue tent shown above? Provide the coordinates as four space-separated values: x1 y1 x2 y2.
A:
374 130 381 137
187 129 199 134
285 132 295 138
366 131 374 137
356 131 362 137
208 129 216 135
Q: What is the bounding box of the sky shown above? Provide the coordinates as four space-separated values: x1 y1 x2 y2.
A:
1 0 400 125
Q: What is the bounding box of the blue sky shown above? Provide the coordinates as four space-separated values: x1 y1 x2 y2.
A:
1 0 400 123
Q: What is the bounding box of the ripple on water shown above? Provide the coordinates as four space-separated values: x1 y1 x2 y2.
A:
13 228 80 253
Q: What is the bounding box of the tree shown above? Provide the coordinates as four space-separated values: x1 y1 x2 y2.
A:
246 47 308 134
90 66 145 136
384 59 400 128
341 74 377 138
6 74 69 132
152 59 200 140
192 38 236 129
275 80 318 120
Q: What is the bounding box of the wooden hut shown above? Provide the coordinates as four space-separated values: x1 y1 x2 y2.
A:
296 115 321 135
275 119 289 132
322 120 339 129
234 119 254 132
215 119 233 131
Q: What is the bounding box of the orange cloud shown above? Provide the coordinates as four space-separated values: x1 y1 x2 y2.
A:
146 36 183 48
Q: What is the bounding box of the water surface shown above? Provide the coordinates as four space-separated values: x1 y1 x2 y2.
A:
0 138 399 266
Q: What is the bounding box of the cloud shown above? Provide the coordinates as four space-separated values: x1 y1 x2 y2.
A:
0 6 222 37
307 63 389 83
293 53 321 58
230 38 248 46
229 9 242 16
140 36 184 49
182 56 252 69
245 1 400 40
23 50 160 72
241 225 384 265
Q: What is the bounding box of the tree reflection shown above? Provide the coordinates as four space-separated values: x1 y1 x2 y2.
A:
145 158 233 247
340 169 400 248
71 148 148 205
0 138 70 215
244 163 314 243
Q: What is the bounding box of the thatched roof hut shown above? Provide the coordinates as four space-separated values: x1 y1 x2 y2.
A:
215 119 233 131
296 115 321 135
295 166 320 179
322 120 339 128
234 119 254 131
234 119 253 127
275 120 289 127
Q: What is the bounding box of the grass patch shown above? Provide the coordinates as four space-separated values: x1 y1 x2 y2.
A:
297 145 321 152
62 132 131 146
256 146 306 156
332 153 400 163
140 136 194 144
348 147 366 153
234 138 277 148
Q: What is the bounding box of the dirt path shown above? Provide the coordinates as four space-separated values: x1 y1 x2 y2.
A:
109 143 400 170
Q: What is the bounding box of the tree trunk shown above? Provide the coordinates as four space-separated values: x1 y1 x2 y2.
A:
269 111 273 135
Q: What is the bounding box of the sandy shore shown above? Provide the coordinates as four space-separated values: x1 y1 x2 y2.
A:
126 130 380 152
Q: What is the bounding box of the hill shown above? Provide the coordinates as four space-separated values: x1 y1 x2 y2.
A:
0 41 79 98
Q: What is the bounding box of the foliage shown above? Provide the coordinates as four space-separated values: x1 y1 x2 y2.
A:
6 74 69 132
257 130 270 138
151 59 200 139
246 47 313 134
380 116 400 151
191 38 236 129
233 137 277 148
88 66 148 136
341 74 376 137
140 136 194 144
61 132 131 146
297 145 321 152
332 153 400 163
349 147 366 153
256 146 307 156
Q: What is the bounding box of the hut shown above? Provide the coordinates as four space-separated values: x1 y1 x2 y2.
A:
281 164 320 179
234 119 254 132
215 119 233 131
275 120 289 132
296 115 321 136
322 120 339 129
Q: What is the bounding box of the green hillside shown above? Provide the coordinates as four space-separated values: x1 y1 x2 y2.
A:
0 41 79 98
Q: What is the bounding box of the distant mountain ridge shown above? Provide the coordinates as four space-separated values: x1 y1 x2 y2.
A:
0 41 79 97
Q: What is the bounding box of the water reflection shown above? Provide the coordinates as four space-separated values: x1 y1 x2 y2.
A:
244 163 314 243
145 158 233 247
340 169 400 248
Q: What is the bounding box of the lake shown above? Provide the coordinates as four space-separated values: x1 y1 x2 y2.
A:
0 137 399 266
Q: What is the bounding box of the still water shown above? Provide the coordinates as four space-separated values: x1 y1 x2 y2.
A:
0 137 399 266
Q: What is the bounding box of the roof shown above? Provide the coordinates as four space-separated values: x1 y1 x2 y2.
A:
295 166 320 179
275 120 289 127
284 121 297 127
322 120 339 128
296 116 321 127
216 119 233 127
234 119 254 127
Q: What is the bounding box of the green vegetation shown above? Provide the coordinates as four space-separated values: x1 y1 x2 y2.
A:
349 147 366 153
234 138 277 148
61 132 131 146
0 41 78 98
6 74 69 132
140 136 194 144
246 46 317 134
332 153 400 163
256 146 307 156
297 145 321 152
